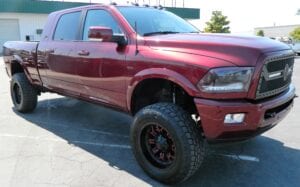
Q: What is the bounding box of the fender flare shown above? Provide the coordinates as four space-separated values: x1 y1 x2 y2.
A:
11 54 32 83
127 68 199 112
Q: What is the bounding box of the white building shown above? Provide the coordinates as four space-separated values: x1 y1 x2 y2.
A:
254 24 300 39
0 13 47 42
0 0 90 52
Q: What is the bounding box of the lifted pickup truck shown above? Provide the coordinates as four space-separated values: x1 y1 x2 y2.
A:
3 4 296 184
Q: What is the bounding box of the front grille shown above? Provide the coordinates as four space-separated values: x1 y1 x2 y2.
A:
256 54 294 99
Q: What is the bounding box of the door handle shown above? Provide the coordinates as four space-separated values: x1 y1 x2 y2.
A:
78 50 90 56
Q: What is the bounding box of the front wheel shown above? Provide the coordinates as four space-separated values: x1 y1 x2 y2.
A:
10 73 38 113
131 103 205 184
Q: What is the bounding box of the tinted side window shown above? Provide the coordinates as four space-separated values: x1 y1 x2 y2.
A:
83 10 122 41
54 11 81 41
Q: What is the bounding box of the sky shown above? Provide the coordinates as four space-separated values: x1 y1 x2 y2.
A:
187 0 300 34
60 0 300 34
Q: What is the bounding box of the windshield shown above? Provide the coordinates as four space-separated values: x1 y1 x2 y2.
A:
117 7 199 36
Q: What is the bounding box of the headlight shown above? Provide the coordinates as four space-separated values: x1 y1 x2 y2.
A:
197 67 254 93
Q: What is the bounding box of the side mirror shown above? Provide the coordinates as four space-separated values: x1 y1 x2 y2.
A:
111 34 128 46
88 26 127 46
88 26 113 42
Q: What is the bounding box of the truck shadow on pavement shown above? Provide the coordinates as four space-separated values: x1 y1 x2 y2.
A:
14 96 300 187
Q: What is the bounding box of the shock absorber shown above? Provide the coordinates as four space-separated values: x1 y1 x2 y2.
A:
172 85 176 104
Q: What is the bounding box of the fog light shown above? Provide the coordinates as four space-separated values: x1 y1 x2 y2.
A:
224 113 245 124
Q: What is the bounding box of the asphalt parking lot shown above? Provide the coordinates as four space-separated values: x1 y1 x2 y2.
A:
0 57 300 187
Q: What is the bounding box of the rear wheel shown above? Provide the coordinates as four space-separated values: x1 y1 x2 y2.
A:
10 73 38 113
131 103 205 184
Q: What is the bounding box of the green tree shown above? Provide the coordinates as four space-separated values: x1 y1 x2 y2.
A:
256 30 265 37
290 27 300 41
204 11 230 33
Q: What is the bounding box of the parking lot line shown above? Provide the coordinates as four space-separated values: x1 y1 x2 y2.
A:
218 154 260 162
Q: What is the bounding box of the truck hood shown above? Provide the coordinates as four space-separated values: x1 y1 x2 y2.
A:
144 33 291 66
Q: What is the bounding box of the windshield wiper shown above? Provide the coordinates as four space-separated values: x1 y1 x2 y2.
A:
143 31 180 36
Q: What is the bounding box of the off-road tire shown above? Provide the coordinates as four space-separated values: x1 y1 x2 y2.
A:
10 73 38 113
131 103 205 184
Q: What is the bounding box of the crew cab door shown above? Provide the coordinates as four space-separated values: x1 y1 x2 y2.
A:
38 11 84 96
75 9 128 109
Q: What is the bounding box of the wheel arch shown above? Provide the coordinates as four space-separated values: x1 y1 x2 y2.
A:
9 55 32 82
127 68 199 114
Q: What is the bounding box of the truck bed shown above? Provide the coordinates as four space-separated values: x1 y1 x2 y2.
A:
3 41 41 85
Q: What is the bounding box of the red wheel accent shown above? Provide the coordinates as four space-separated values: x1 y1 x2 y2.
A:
142 123 176 168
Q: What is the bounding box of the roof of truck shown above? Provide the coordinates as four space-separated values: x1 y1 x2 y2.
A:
0 0 199 19
51 4 163 13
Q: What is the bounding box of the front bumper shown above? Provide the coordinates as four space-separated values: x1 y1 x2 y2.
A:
195 85 296 143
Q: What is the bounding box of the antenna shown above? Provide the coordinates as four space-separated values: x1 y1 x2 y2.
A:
134 21 139 55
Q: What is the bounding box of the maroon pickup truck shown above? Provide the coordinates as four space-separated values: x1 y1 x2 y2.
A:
3 4 296 184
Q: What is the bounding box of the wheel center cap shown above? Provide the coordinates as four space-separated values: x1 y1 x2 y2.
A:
156 135 168 151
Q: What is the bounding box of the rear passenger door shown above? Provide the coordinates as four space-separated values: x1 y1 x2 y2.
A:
39 11 85 96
